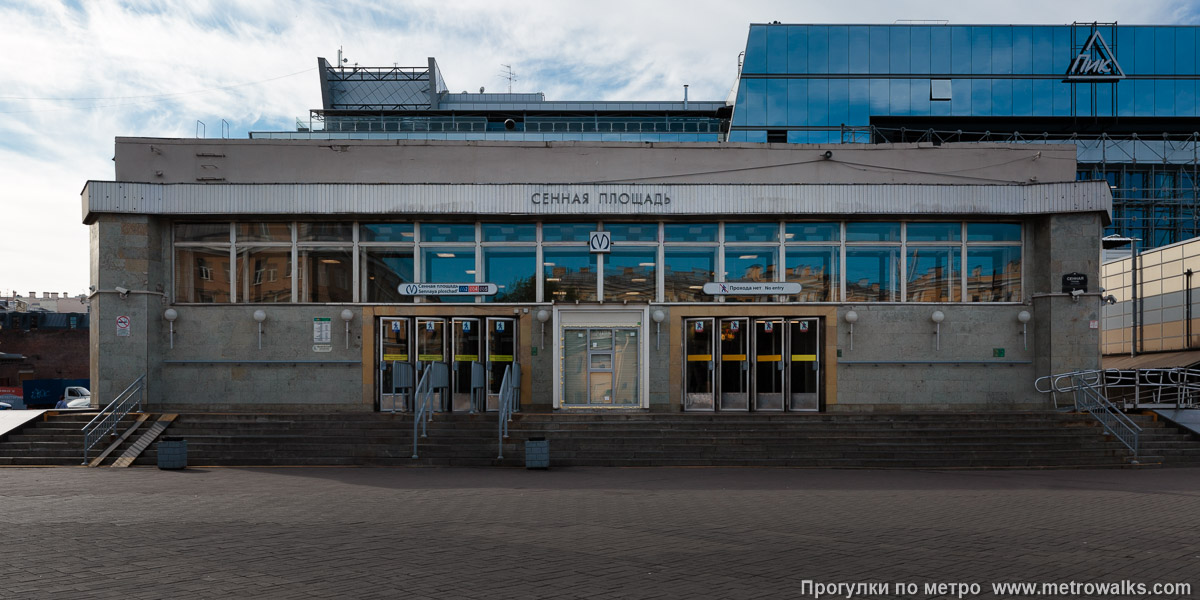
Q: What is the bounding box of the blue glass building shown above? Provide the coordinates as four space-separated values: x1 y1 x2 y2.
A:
729 23 1200 248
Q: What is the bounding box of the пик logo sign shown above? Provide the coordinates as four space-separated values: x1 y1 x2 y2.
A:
1066 30 1125 81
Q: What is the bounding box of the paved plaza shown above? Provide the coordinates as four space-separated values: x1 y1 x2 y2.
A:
1 466 1197 599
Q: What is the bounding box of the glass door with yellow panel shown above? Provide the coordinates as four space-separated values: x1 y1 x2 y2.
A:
753 318 786 411
683 318 715 411
787 318 820 411
718 318 750 411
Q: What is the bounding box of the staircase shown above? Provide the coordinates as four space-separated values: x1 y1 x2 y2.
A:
2 411 1198 468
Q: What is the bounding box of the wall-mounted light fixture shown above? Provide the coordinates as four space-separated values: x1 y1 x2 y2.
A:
1018 310 1032 351
341 309 354 349
931 310 945 351
253 309 267 350
163 308 178 349
844 310 858 351
651 308 666 350
536 309 551 346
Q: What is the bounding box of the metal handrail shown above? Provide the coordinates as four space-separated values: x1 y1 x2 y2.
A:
81 374 146 464
1070 373 1142 461
496 365 514 459
411 366 433 459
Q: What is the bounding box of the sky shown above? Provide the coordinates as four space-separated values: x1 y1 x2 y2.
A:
2 0 1198 298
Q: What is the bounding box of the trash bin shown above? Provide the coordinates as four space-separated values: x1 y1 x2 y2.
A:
525 437 549 469
157 437 187 470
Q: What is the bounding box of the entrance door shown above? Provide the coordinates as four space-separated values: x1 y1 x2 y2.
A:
719 318 750 411
485 317 517 411
416 317 447 411
378 317 412 412
562 327 641 407
787 319 820 411
683 318 715 411
753 318 786 411
451 318 481 412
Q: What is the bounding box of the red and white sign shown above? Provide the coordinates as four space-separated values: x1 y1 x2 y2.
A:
116 315 131 337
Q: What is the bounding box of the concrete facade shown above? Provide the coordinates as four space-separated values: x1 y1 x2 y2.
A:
84 140 1107 412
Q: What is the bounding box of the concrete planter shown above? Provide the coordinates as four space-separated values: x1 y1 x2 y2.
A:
525 438 549 469
157 438 187 470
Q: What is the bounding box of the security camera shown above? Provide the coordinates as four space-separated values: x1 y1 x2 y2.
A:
1104 295 1118 305
1070 289 1084 297
114 286 129 297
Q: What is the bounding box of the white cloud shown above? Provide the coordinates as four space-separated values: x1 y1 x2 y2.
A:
0 0 1193 295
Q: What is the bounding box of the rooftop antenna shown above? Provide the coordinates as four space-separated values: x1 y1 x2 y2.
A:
499 64 518 93
337 46 348 69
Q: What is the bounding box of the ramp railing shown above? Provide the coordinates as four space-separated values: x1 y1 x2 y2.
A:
81 374 145 465
1035 369 1142 461
411 362 448 459
496 365 515 459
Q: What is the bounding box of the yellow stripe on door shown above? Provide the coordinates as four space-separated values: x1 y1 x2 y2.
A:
722 354 747 361
758 354 782 362
382 354 408 362
490 354 513 362
687 354 713 361
791 354 817 361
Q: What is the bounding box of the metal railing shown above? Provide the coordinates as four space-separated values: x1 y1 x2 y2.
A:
81 374 145 465
411 366 434 459
1100 367 1200 409
496 365 514 459
1035 369 1142 461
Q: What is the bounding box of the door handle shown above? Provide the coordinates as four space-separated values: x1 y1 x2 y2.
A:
708 360 714 372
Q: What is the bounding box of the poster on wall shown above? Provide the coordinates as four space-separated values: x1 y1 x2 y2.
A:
116 315 131 337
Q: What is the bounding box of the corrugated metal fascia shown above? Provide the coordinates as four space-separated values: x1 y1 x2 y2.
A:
82 181 1111 219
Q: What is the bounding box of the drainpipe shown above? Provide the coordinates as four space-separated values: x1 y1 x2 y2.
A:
1187 269 1194 350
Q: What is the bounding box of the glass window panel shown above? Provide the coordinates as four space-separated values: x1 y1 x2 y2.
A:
1013 79 1033 116
362 248 414 303
845 222 900 242
420 247 476 302
482 247 536 303
870 79 890 115
604 248 656 302
360 223 415 242
907 246 961 302
174 246 231 303
612 329 639 405
992 79 1013 116
724 246 778 283
909 78 929 116
604 223 658 242
725 222 779 243
951 27 971 74
828 79 849 127
663 223 717 243
744 25 767 73
869 26 890 73
910 26 931 74
787 26 808 74
543 248 597 302
297 222 352 242
175 223 229 243
1155 80 1175 115
845 247 901 302
890 78 910 114
297 247 352 303
766 78 788 126
420 223 475 243
848 79 870 125
951 79 972 114
807 79 828 125
967 223 1021 242
236 248 292 303
828 26 849 74
542 222 596 242
785 246 838 302
236 222 290 243
1032 27 1054 74
766 25 788 73
991 26 1013 75
1155 26 1175 76
1013 27 1033 75
971 27 991 73
787 79 808 125
907 222 961 242
848 26 870 73
807 25 828 74
785 222 840 242
967 246 1022 302
971 79 992 115
481 223 536 242
743 79 767 126
890 26 910 74
664 248 716 302
930 26 951 73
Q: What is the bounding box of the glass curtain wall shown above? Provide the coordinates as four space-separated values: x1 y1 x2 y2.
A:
174 220 1022 304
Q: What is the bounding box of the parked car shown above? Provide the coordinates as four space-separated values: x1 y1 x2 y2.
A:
55 387 91 409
